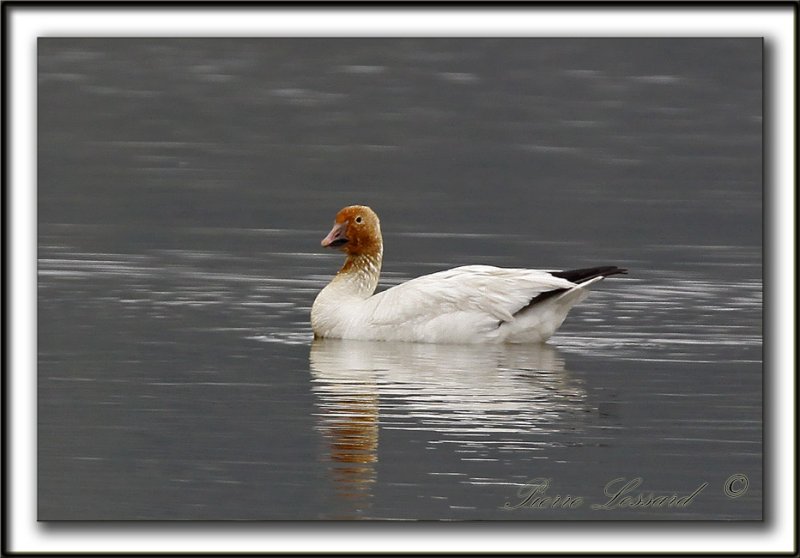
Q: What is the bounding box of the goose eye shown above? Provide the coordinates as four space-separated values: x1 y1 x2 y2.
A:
355 216 363 224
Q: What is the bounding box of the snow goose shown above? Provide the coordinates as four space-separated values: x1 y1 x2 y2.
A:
311 205 626 344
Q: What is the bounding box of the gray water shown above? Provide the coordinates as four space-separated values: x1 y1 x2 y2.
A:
38 38 762 520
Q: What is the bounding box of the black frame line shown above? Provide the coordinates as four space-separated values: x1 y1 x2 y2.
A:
1 1 796 556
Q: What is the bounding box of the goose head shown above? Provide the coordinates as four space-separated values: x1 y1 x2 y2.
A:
321 205 382 259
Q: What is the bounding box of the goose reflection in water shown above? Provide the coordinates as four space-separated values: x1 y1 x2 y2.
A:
309 339 591 517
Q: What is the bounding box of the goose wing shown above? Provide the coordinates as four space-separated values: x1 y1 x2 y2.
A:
365 265 576 327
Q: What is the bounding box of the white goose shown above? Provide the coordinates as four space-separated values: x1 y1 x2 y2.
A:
311 205 626 344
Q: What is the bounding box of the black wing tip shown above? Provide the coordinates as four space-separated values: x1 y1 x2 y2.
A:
603 266 628 277
504 266 627 325
551 266 628 283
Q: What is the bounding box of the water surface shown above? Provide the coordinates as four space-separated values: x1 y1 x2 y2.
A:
38 38 762 520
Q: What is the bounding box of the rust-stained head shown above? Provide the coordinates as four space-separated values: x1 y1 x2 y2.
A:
321 205 382 258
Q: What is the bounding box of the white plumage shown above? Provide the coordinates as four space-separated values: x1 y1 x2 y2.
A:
311 205 625 344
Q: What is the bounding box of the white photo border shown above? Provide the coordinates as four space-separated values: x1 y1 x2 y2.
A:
4 2 796 555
